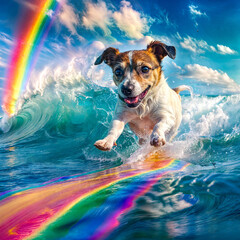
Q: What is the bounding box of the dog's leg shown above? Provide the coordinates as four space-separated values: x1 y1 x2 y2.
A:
94 119 125 151
150 118 175 147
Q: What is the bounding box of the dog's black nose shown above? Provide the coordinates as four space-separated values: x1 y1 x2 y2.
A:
121 84 134 96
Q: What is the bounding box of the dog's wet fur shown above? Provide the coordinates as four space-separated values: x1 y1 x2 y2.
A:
94 41 190 151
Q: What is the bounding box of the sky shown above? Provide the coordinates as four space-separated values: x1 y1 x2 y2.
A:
0 0 240 99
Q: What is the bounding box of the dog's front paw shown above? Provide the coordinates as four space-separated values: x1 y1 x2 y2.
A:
150 133 166 147
94 138 114 151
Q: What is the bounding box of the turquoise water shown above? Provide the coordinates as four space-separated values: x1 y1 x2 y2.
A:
1 72 240 239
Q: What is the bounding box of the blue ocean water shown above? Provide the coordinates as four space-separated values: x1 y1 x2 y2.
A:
1 67 240 239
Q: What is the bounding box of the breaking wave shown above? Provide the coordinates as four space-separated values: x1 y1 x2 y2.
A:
1 59 240 168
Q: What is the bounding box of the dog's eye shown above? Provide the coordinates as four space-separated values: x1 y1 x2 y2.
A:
141 66 150 73
115 68 124 77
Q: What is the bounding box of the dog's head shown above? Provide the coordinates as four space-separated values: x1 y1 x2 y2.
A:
95 41 176 108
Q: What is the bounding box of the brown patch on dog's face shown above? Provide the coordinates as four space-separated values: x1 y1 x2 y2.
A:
111 52 130 86
130 50 162 89
110 50 162 88
94 41 176 108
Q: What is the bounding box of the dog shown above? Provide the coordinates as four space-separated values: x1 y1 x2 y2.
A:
94 41 190 151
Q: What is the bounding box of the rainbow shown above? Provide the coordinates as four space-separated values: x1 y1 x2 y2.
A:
2 0 61 116
0 153 190 240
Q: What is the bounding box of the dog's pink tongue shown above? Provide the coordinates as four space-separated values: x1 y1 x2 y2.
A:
124 96 139 104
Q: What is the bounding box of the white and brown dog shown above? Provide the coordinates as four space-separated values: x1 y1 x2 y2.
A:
94 41 189 151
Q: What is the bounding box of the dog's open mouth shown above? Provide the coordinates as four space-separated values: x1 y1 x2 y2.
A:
123 85 150 107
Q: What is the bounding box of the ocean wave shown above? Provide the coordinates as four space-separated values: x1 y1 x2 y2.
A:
1 63 240 165
166 94 240 165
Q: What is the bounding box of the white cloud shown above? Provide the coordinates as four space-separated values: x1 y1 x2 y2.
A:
189 4 207 27
175 32 182 40
179 35 237 55
82 1 149 39
180 36 201 53
0 47 11 56
217 44 237 55
113 1 148 39
0 57 6 68
62 35 73 46
189 5 206 16
180 36 214 53
172 62 182 70
89 41 105 51
128 35 154 46
127 35 173 49
58 0 79 35
50 42 65 52
0 32 13 46
154 9 177 28
82 1 112 36
180 64 240 93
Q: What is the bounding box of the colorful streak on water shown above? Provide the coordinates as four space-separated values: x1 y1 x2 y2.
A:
0 153 189 240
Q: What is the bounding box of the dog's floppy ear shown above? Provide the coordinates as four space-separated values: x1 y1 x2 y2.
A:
147 41 176 61
94 47 119 66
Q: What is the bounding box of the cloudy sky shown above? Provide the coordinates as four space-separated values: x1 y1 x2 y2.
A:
0 0 240 95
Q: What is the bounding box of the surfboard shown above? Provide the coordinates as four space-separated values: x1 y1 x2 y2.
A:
0 152 190 240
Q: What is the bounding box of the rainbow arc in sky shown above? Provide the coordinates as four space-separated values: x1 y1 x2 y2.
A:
2 0 61 116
